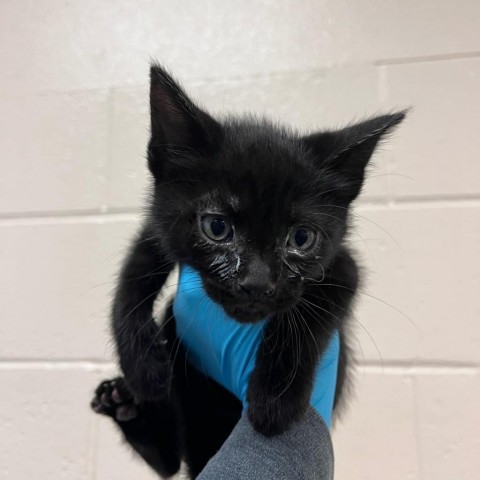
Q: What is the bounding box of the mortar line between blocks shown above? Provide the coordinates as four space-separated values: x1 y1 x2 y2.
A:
0 360 117 371
375 50 480 66
358 363 479 375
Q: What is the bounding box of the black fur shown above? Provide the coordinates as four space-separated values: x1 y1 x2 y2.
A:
92 64 405 478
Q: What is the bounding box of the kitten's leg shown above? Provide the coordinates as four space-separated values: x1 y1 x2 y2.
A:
91 377 182 478
247 249 358 436
112 224 175 401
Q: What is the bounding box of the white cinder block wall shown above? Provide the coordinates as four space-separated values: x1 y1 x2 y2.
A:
1 1 479 479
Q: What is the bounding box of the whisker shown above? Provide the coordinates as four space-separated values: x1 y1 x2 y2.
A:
303 293 384 366
307 281 417 330
124 290 163 319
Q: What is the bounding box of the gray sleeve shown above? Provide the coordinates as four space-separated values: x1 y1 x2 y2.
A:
197 407 334 480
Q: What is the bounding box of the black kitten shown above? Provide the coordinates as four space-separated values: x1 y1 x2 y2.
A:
92 64 405 478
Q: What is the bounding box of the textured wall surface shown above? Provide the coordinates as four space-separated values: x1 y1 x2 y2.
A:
1 1 479 479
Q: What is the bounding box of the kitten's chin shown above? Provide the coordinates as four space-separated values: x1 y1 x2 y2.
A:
223 305 271 324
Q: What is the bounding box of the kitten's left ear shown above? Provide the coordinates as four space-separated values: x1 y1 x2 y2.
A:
303 112 406 203
148 63 222 178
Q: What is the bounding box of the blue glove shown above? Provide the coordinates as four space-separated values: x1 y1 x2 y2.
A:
173 265 339 428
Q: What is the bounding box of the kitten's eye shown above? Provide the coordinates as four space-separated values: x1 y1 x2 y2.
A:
201 215 233 242
287 227 316 251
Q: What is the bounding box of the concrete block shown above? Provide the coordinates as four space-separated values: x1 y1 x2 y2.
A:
0 91 109 214
0 217 140 360
352 203 480 363
2 1 479 94
382 57 480 198
0 367 103 479
333 369 418 480
416 372 480 480
107 87 151 210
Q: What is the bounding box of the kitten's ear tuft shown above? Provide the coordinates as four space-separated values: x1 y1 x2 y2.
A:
148 63 222 177
304 111 407 203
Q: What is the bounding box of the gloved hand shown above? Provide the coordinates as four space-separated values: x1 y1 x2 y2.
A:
173 264 339 428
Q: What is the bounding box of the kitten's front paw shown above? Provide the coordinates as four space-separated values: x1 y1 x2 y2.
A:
247 395 306 437
91 377 138 422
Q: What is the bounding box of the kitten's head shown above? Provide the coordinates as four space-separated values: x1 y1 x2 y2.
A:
147 64 405 323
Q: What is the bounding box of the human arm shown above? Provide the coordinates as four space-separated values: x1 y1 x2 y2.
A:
197 407 334 480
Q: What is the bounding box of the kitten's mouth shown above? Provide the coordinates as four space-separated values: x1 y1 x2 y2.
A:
202 277 299 323
203 279 273 322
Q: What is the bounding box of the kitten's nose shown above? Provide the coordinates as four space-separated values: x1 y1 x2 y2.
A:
238 261 276 297
239 277 276 297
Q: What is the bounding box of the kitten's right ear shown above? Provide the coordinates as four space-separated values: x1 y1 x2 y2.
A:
148 64 222 178
303 112 406 203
